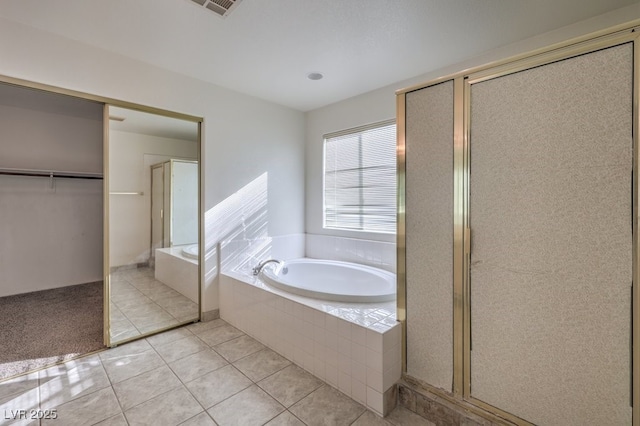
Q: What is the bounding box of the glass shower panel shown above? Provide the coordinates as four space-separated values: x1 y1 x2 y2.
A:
168 160 198 247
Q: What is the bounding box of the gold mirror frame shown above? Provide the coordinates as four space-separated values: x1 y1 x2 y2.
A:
104 105 203 347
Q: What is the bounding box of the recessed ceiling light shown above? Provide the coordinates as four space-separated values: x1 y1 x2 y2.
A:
307 72 324 81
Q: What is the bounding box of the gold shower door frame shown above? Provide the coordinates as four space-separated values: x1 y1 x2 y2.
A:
397 24 640 425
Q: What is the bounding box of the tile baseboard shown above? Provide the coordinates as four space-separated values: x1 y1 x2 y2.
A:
202 309 220 322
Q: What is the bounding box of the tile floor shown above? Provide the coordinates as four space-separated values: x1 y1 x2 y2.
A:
0 319 434 426
110 267 199 343
220 273 403 415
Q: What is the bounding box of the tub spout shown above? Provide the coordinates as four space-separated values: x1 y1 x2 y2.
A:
252 259 282 275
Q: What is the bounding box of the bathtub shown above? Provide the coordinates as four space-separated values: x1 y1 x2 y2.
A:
259 258 396 303
181 244 199 260
220 256 402 416
155 246 198 302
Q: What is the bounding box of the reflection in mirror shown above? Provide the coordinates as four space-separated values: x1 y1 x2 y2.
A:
107 106 200 345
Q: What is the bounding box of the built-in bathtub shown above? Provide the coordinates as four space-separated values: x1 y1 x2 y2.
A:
220 258 401 417
260 258 396 303
181 244 199 260
155 245 198 302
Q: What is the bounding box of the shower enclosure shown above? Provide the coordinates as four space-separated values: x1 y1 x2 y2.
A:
397 24 639 425
151 159 198 261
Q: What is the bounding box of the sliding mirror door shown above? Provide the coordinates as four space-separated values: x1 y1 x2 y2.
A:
105 105 201 346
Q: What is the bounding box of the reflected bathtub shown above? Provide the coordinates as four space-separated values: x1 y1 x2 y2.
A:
259 258 396 303
181 244 199 260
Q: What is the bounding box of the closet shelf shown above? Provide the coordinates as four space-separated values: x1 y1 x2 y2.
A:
0 167 103 180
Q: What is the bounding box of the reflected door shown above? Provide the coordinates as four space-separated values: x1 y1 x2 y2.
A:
151 164 164 266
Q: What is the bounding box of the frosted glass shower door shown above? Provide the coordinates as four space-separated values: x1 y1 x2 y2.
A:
160 160 198 247
467 43 633 425
169 160 198 246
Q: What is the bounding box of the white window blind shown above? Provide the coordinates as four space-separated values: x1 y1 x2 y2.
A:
323 120 397 233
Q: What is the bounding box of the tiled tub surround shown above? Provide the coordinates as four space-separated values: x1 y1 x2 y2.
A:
217 233 392 274
0 321 431 426
305 234 396 273
155 246 199 303
220 269 402 417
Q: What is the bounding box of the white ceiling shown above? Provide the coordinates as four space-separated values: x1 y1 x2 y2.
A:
0 0 638 111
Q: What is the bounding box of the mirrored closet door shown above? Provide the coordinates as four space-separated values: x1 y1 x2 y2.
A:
105 105 201 346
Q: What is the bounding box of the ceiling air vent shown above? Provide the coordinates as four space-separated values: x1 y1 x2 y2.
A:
190 0 242 18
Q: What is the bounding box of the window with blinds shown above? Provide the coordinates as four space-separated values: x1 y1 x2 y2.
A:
323 120 397 233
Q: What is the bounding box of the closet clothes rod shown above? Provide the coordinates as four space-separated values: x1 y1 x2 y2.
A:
0 167 103 180
109 191 144 196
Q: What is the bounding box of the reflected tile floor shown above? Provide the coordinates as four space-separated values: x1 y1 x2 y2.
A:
0 320 434 425
110 267 199 342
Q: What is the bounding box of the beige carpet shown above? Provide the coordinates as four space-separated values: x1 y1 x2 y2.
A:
0 281 104 381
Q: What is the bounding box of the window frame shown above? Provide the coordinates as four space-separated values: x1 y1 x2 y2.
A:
322 119 397 235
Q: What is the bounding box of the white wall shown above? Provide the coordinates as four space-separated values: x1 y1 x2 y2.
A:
108 130 197 267
0 103 103 173
0 18 306 311
304 4 640 246
0 95 104 296
305 91 397 244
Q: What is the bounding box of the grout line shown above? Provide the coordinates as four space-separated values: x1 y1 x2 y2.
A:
178 410 214 425
25 292 386 423
37 373 41 426
118 383 183 418
101 350 162 384
16 321 384 426
112 268 197 336
287 408 310 426
189 334 292 414
38 363 116 422
214 340 265 364
105 339 183 415
95 355 128 423
202 366 253 411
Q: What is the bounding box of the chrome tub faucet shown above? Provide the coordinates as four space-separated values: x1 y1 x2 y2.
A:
252 259 282 275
